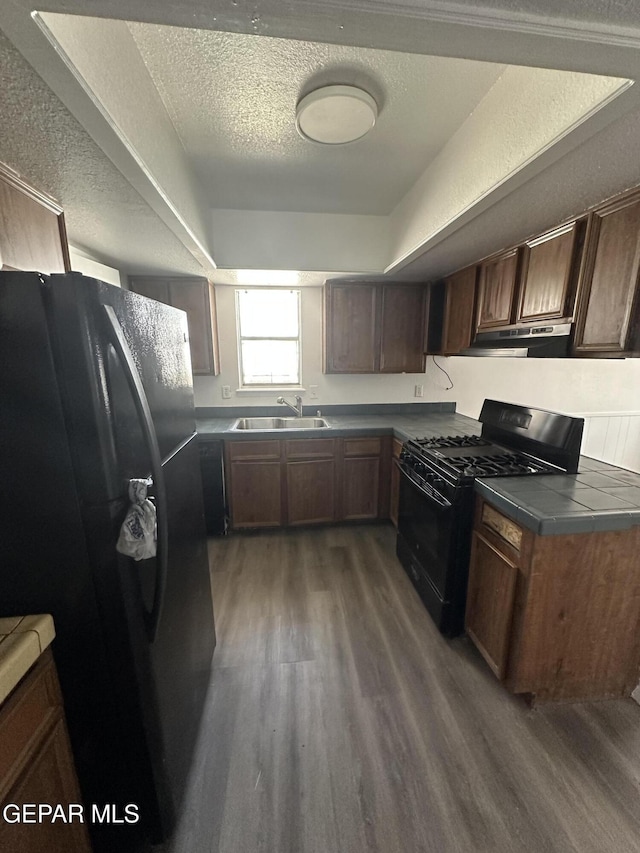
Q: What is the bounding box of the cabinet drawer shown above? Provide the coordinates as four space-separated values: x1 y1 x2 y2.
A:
0 651 60 798
285 439 335 459
227 440 281 461
343 437 382 457
480 503 523 551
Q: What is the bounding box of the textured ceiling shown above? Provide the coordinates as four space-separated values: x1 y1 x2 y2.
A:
0 30 204 276
128 24 504 214
3 0 640 281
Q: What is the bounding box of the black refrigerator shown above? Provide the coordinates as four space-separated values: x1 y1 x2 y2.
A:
0 272 216 851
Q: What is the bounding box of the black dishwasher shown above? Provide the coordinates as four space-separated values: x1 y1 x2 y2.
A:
199 440 227 534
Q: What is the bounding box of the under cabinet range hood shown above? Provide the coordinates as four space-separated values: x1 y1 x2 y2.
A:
458 323 572 357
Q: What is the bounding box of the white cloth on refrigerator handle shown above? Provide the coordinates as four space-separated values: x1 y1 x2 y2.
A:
116 478 157 560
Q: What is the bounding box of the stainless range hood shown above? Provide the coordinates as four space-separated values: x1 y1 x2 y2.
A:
458 323 572 357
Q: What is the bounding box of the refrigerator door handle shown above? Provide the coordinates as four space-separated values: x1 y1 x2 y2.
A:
103 304 168 642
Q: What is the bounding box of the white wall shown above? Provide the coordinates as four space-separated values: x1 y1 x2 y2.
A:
193 285 454 407
195 288 640 470
210 210 389 273
445 355 640 469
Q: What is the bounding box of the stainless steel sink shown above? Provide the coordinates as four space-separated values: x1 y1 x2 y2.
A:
231 417 329 431
280 417 329 429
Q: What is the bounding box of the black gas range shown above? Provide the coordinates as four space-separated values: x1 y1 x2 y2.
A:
396 400 584 637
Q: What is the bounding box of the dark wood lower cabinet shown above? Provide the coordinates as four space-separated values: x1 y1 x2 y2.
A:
287 459 335 525
0 649 92 853
466 532 519 679
226 440 284 529
466 497 640 702
389 438 403 528
228 461 283 529
226 435 390 530
342 457 380 520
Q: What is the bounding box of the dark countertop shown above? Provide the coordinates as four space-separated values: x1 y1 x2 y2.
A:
196 410 640 536
475 458 640 536
196 411 480 442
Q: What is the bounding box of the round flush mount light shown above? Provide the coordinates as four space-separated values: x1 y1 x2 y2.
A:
295 85 378 145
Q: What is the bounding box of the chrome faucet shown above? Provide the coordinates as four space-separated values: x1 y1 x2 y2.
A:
277 395 303 417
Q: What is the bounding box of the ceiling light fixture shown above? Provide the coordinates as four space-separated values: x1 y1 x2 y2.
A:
295 85 378 145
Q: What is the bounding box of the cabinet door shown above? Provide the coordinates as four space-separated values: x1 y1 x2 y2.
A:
229 462 282 528
0 721 92 853
128 277 170 303
573 194 640 356
517 223 578 323
287 459 335 525
465 531 518 679
169 280 220 374
476 248 519 331
389 438 403 528
324 283 379 373
342 457 381 520
129 276 220 374
379 285 426 372
0 165 69 274
441 266 477 354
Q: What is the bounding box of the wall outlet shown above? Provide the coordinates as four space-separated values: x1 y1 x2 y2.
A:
221 385 231 399
414 384 424 398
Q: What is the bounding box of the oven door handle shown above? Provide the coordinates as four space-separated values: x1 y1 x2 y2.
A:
395 458 452 508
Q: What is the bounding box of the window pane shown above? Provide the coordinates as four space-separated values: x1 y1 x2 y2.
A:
241 340 299 385
238 289 299 338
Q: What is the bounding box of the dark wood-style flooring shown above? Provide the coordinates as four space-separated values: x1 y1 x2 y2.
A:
164 524 640 853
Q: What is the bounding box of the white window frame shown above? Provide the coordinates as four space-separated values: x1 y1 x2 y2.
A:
235 287 302 388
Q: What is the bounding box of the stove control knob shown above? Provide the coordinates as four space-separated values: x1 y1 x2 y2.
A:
433 476 444 487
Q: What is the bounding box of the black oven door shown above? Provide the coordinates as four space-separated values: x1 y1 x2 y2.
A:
395 461 471 637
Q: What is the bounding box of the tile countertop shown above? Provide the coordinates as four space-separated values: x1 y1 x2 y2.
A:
0 615 56 705
475 458 640 536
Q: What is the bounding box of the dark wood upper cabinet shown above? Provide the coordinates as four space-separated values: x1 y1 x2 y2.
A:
0 162 70 274
324 281 426 373
476 248 520 331
516 222 581 324
324 282 378 373
427 265 477 355
573 191 640 357
379 284 427 372
129 276 220 375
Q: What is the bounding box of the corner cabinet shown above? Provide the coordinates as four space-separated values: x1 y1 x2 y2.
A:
572 191 640 357
324 282 427 373
129 276 220 374
466 498 640 702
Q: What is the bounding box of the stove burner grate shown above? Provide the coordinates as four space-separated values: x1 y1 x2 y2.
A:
415 434 490 449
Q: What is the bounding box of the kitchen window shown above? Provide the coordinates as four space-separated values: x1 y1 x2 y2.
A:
236 288 301 386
